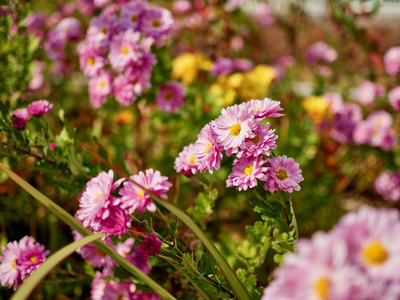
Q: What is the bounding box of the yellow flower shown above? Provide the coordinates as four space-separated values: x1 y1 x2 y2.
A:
301 96 330 124
172 53 212 85
237 65 276 101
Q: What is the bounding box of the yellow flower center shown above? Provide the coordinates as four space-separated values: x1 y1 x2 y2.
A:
137 189 144 198
101 27 108 35
205 143 212 154
98 81 106 88
230 124 241 136
251 135 261 144
362 240 388 266
121 46 129 55
87 57 95 66
164 91 174 101
152 19 161 28
276 169 288 181
11 260 16 269
187 156 196 164
30 256 37 263
254 107 262 112
131 14 138 22
243 165 253 176
314 276 330 299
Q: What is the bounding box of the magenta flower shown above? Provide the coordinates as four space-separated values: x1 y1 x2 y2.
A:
245 98 284 119
238 121 277 158
132 291 162 300
211 57 234 76
0 236 49 290
120 1 148 31
113 74 137 106
331 103 362 143
375 171 400 202
119 169 172 214
27 100 53 116
95 205 132 237
12 108 30 121
91 271 136 300
140 7 174 40
366 110 392 129
156 82 185 113
353 121 371 145
139 233 162 257
77 170 125 231
174 143 198 176
384 46 400 76
389 87 400 111
108 29 142 72
89 71 113 108
232 58 253 72
45 29 65 61
87 13 118 47
11 118 26 130
194 122 223 174
226 156 267 191
214 104 256 156
323 92 344 114
128 249 152 274
306 41 338 64
356 81 385 105
264 155 304 193
77 41 107 77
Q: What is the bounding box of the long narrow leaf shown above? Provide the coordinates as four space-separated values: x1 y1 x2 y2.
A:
12 233 104 300
80 142 252 300
0 162 177 300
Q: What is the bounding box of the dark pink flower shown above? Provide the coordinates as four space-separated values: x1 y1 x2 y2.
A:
27 100 53 116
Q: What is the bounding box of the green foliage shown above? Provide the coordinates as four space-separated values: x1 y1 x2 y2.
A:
237 269 264 300
187 188 218 228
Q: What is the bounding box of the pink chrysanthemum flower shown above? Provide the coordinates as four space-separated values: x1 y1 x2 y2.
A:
356 81 385 105
72 229 116 269
262 233 366 300
77 41 107 77
324 92 345 114
95 205 131 237
77 170 125 231
366 110 392 129
264 155 304 193
214 104 256 156
91 271 136 300
139 233 162 257
17 237 50 282
306 41 338 64
12 108 30 121
389 86 400 111
113 74 137 106
332 206 400 281
89 71 113 108
245 98 284 119
226 156 267 191
56 17 82 41
238 121 277 158
132 291 162 300
120 1 148 31
353 121 371 145
45 29 65 61
0 240 21 289
140 7 174 39
156 82 185 113
194 122 223 174
108 29 142 72
375 171 400 202
174 143 198 177
384 46 400 76
27 100 53 116
87 13 117 47
119 169 172 214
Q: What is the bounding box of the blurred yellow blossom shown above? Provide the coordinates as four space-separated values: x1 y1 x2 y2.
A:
172 53 212 85
301 96 330 124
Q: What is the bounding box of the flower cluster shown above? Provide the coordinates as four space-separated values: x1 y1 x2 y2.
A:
76 169 172 237
11 100 53 130
77 1 175 108
356 81 384 105
211 57 253 76
0 236 49 290
175 99 304 193
375 170 400 202
389 86 400 111
262 206 400 299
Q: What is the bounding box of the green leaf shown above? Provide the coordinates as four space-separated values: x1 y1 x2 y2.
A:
200 251 217 276
236 269 264 300
12 233 104 300
187 188 217 227
0 162 176 300
249 196 282 219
